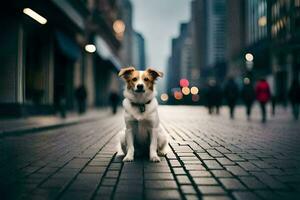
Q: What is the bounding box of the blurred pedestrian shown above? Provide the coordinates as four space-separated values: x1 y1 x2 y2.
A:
75 85 87 115
54 84 66 118
109 91 120 114
206 79 222 115
255 78 271 123
224 77 239 119
241 78 255 120
288 79 300 120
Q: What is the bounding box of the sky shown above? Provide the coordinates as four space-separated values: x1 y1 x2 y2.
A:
130 0 191 74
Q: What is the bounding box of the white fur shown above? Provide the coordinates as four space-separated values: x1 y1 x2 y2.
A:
117 73 168 162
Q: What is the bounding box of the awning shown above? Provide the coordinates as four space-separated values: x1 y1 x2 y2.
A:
95 36 122 71
55 31 81 61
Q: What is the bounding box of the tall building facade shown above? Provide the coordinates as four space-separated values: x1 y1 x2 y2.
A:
0 0 126 116
269 0 300 103
132 31 146 70
167 23 192 91
191 0 226 84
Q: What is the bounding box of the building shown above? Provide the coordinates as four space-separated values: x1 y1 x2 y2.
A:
191 0 226 84
118 0 134 66
167 23 191 91
225 0 246 78
269 0 300 104
0 0 125 117
132 31 146 70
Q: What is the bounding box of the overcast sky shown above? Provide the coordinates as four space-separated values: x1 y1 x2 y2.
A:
130 0 192 74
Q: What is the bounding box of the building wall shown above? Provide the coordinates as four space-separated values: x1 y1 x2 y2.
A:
0 18 24 104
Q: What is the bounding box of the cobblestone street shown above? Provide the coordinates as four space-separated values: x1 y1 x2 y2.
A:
1 106 300 200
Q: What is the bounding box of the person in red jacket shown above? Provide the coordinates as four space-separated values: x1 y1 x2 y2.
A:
255 78 271 122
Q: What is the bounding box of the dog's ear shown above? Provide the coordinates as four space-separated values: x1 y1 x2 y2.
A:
146 68 163 80
118 66 135 80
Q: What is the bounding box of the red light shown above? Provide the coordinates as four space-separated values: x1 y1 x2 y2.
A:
174 91 183 100
180 79 189 87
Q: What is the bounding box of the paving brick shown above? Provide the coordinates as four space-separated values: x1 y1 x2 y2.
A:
193 177 218 185
198 186 226 194
232 191 261 200
210 170 233 178
203 160 223 169
225 165 249 176
144 172 174 180
180 185 197 194
145 180 178 189
176 175 191 184
219 178 246 190
145 189 181 199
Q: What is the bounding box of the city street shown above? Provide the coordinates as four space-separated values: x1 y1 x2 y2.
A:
1 106 300 200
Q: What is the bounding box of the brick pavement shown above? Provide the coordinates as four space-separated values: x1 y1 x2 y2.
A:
0 106 300 200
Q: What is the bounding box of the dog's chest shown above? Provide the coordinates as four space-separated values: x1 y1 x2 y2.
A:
132 120 152 144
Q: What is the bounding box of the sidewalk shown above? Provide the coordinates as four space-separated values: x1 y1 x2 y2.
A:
0 108 112 137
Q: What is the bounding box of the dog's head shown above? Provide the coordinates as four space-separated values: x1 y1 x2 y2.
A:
118 66 163 93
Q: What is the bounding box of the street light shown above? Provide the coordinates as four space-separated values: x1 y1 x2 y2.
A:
85 44 96 53
23 8 47 25
245 53 254 62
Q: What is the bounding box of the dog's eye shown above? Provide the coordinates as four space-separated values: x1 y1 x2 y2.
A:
132 77 137 81
144 78 149 81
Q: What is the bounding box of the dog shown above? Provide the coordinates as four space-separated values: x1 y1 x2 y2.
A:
117 66 168 162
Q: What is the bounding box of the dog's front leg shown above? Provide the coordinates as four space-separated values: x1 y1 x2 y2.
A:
123 128 134 162
149 128 160 162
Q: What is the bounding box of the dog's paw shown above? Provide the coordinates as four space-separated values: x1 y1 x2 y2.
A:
150 155 161 162
116 151 125 157
123 155 134 162
158 150 167 156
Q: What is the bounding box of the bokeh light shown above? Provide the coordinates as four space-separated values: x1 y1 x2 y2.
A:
180 79 189 87
245 53 254 62
190 86 199 95
174 91 183 100
243 77 250 84
182 87 190 95
113 20 126 34
192 94 200 102
160 93 169 102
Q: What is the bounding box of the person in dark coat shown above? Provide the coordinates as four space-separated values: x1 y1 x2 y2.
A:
255 78 271 123
75 85 87 115
241 78 255 120
109 91 120 114
206 79 222 115
288 79 300 120
224 77 239 119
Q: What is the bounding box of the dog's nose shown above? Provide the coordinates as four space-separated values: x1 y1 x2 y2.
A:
137 84 144 90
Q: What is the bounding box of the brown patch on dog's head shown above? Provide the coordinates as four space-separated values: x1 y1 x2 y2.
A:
142 68 163 91
118 66 140 90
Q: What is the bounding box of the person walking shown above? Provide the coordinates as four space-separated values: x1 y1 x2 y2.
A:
75 85 87 115
288 79 300 120
224 77 239 119
241 78 255 120
109 91 120 114
255 78 271 123
206 79 222 115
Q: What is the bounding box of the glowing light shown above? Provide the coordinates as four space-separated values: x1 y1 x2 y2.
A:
85 44 96 53
192 94 200 102
190 86 199 95
174 91 183 100
23 8 47 25
113 20 126 34
180 79 189 87
160 93 169 102
182 87 190 95
243 77 250 84
258 16 267 27
245 53 254 62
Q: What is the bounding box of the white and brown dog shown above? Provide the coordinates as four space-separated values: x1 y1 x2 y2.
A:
117 66 168 162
